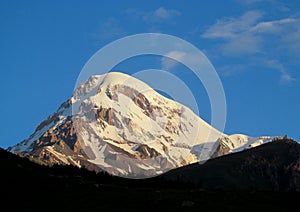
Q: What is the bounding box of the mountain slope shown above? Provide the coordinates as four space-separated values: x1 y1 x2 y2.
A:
161 139 300 192
9 72 274 177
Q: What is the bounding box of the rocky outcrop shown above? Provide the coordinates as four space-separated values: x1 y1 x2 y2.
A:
135 144 161 159
95 107 114 125
33 117 78 151
211 138 232 158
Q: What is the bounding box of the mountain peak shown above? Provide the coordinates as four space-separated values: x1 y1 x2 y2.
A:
9 72 274 178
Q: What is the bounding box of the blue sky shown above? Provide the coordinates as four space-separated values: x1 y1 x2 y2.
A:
0 0 300 148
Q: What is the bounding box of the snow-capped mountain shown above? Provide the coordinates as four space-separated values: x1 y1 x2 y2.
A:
9 72 274 178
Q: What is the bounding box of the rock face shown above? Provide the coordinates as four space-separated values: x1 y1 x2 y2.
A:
8 72 274 178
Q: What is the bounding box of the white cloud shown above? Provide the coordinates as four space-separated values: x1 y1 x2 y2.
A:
161 51 186 70
97 18 126 40
202 10 263 39
242 0 265 5
266 59 295 83
124 8 145 19
218 64 246 77
145 7 181 23
283 28 300 56
202 11 300 56
161 51 204 71
202 11 299 82
202 10 265 55
238 0 291 12
280 72 295 83
250 18 296 34
124 7 181 33
221 33 262 55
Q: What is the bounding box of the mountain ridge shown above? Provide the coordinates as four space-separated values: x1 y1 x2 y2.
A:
160 138 300 192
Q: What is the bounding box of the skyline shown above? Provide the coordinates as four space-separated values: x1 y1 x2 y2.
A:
1 0 300 148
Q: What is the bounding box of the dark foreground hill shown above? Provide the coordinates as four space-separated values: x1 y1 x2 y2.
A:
1 139 300 211
161 139 300 192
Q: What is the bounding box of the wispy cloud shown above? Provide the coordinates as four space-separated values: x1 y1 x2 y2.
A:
144 7 181 23
161 50 207 72
202 11 300 55
238 0 291 12
125 7 181 24
266 59 295 83
218 64 246 77
202 10 263 55
221 33 262 55
282 27 300 56
202 10 300 82
241 0 266 5
250 18 296 33
124 8 145 19
202 10 264 55
94 18 127 40
161 51 186 70
202 10 263 39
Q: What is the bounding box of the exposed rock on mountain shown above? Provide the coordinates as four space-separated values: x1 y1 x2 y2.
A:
9 72 274 178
